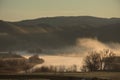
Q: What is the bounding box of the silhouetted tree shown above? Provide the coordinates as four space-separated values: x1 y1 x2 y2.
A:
83 51 101 71
82 49 116 72
100 49 116 71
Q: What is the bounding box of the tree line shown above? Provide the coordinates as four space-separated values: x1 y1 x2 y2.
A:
33 65 78 73
33 49 120 73
81 49 120 72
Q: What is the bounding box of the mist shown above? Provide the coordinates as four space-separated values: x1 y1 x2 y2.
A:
76 38 120 56
46 38 120 56
24 38 120 72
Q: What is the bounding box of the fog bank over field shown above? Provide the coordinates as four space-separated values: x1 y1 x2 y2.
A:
76 38 120 56
23 38 120 71
23 38 120 57
46 38 120 57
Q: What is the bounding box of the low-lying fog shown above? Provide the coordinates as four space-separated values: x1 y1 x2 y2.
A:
18 38 120 71
33 55 83 71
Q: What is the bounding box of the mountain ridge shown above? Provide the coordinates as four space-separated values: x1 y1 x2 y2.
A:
0 16 120 51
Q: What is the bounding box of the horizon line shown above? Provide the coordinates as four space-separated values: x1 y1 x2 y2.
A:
1 15 120 22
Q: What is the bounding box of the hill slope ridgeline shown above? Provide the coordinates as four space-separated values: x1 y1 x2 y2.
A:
0 16 120 51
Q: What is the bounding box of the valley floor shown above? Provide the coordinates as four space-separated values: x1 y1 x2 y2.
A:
0 72 120 80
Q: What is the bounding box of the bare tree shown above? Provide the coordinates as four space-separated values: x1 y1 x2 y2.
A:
83 51 101 71
82 49 116 72
100 49 116 70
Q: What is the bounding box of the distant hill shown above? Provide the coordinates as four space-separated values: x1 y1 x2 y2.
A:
0 52 24 59
0 20 28 35
0 16 120 51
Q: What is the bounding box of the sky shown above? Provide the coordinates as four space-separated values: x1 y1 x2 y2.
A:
0 0 120 21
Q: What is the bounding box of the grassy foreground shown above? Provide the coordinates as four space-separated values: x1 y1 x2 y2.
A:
32 72 120 80
0 72 119 80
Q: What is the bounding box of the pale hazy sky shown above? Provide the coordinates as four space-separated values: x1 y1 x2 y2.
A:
0 0 120 21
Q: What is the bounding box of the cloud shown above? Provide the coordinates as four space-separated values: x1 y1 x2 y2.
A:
56 38 120 56
76 38 120 56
